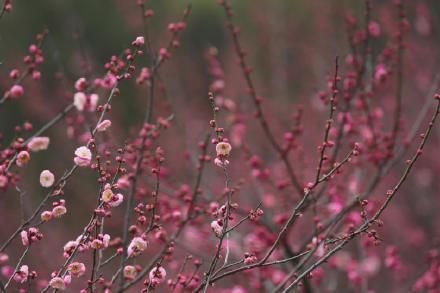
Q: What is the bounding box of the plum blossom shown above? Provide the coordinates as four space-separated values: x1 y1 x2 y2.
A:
74 146 92 167
0 175 8 188
74 92 99 112
91 234 110 249
96 119 111 132
52 205 67 218
73 92 87 111
27 136 50 152
123 265 137 280
214 157 229 168
20 230 29 246
64 240 79 257
109 193 124 207
210 220 223 237
9 84 24 98
40 211 53 221
16 151 30 167
49 276 66 290
101 188 114 203
216 142 232 156
127 237 148 257
149 266 166 287
132 36 145 47
13 265 29 283
67 262 86 277
40 170 55 187
75 77 87 91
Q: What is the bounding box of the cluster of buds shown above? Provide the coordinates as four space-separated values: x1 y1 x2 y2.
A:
20 227 43 246
4 30 48 101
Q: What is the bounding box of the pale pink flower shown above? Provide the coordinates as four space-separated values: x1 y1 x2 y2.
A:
88 93 99 111
214 157 229 168
20 230 29 246
41 211 53 221
109 193 124 207
49 277 66 290
127 237 148 257
63 240 79 257
0 253 9 265
27 136 50 152
40 170 55 188
132 36 145 47
9 84 24 98
16 151 30 167
74 146 92 167
101 188 114 203
0 175 8 188
67 262 86 277
75 77 87 91
64 274 71 285
149 266 166 287
73 92 87 111
13 265 28 283
215 142 232 156
102 234 110 248
96 119 111 132
210 220 223 237
52 205 67 218
123 265 137 280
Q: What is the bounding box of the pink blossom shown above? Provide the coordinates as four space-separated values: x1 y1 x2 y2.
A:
40 170 55 187
75 77 87 91
96 119 111 132
214 157 229 168
97 73 117 89
27 136 50 152
63 240 79 257
210 220 223 237
216 142 232 156
67 262 86 277
9 69 19 79
0 175 8 188
49 277 66 290
149 266 166 287
101 188 114 203
14 265 29 283
52 205 67 218
132 36 145 47
123 265 137 280
40 211 53 222
374 64 387 84
0 253 8 265
20 230 29 246
9 84 24 98
16 150 30 167
73 92 87 111
88 93 99 111
127 237 148 257
109 193 124 207
368 21 381 37
74 146 92 167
